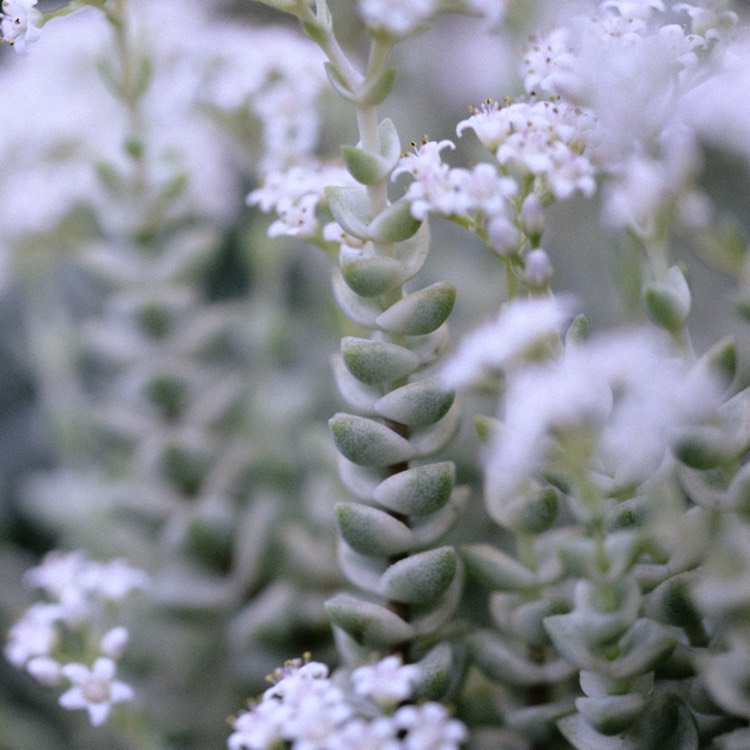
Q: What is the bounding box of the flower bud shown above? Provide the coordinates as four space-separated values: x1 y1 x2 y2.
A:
524 248 554 291
519 193 545 240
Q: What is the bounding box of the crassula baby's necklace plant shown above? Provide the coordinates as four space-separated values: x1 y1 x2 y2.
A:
4 0 750 749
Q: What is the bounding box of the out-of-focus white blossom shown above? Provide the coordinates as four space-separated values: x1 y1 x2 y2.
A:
228 655 468 750
517 0 737 235
600 0 665 20
0 0 242 256
99 627 130 660
5 548 145 726
198 24 327 173
442 295 576 388
4 602 60 668
524 248 555 289
673 0 738 38
680 33 750 169
485 329 721 502
0 0 42 54
522 28 575 95
59 657 135 727
248 163 356 240
351 654 420 707
26 655 62 685
358 0 438 37
394 702 468 750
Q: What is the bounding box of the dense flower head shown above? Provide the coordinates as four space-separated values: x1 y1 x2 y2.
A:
457 97 598 200
248 162 356 239
0 0 42 54
515 0 740 235
228 655 468 750
393 138 521 243
484 328 721 501
5 549 145 726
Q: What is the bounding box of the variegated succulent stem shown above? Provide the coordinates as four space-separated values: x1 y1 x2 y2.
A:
296 3 465 685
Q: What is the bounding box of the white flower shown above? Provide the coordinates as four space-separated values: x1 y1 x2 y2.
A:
100 626 130 660
441 295 576 388
393 140 460 220
456 99 509 152
269 192 321 238
228 699 288 750
673 1 738 39
603 123 704 233
26 655 62 685
248 163 355 240
351 655 420 707
485 329 721 502
81 558 149 602
392 139 455 181
279 683 353 748
23 550 90 625
521 28 576 96
394 141 518 225
358 0 437 37
523 248 554 289
600 0 665 21
457 98 597 201
329 717 400 750
394 702 468 750
59 657 134 727
4 602 60 667
680 35 750 170
1 0 42 54
457 162 517 218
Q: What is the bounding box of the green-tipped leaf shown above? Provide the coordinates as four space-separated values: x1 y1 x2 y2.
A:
576 695 647 736
341 337 420 385
373 462 455 516
380 546 457 605
461 544 539 592
326 186 371 239
376 282 456 335
340 248 405 296
335 503 413 557
326 593 415 647
329 413 415 467
361 65 397 105
643 266 691 333
368 199 422 243
375 379 454 428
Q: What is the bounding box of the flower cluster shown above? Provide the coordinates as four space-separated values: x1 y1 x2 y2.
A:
392 92 597 258
247 163 357 239
0 0 42 54
519 0 739 236
199 24 327 174
5 550 147 726
228 654 467 750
